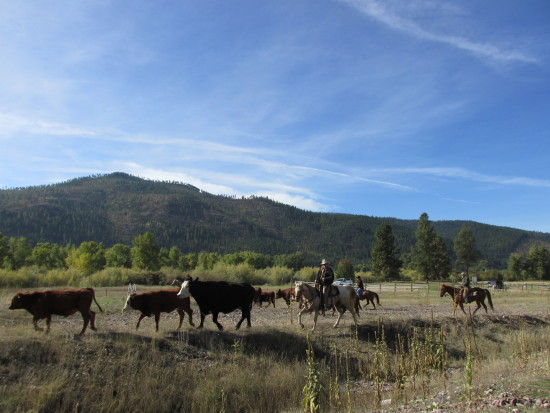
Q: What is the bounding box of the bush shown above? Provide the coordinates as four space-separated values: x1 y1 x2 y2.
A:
259 266 295 285
294 267 317 282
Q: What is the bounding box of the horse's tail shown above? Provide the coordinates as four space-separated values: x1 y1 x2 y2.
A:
485 289 494 311
373 292 380 305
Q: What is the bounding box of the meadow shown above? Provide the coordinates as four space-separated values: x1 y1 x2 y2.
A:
0 283 548 413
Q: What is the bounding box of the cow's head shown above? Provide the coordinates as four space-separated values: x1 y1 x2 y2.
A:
122 284 138 313
9 292 24 310
177 279 191 299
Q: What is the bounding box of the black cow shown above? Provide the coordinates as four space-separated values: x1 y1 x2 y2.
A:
177 278 254 330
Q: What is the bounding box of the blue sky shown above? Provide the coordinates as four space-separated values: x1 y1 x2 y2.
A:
1 1 550 232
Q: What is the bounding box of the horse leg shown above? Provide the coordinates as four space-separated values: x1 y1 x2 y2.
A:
332 306 344 328
481 299 488 313
297 307 306 329
312 309 319 331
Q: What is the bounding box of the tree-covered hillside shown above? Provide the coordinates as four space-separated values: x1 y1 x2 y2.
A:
1 172 549 268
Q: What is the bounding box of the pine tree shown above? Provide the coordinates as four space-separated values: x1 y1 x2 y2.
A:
453 224 480 274
411 213 451 280
371 224 402 279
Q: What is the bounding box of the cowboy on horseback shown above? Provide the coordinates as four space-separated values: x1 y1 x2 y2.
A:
460 272 470 303
315 259 334 313
355 275 364 297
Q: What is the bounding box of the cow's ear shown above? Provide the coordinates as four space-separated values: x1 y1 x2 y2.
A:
195 277 199 281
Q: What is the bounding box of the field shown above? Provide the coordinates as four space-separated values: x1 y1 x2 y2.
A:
0 282 549 413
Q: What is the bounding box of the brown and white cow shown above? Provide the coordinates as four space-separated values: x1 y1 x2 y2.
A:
255 290 276 308
9 288 103 335
123 284 194 331
275 287 295 306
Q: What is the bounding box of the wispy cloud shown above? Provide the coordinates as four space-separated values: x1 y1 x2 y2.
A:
0 113 98 137
338 0 538 64
376 167 550 188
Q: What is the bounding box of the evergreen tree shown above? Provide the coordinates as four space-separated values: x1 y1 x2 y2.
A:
370 224 402 279
411 213 451 280
453 225 480 274
131 232 161 271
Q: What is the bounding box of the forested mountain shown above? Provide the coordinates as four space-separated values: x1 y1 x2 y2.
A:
1 172 549 268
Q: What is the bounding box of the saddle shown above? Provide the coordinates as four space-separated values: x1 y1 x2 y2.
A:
463 288 478 303
325 285 339 306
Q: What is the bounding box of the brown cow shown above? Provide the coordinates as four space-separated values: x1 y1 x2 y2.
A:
275 287 295 306
253 287 262 304
255 291 276 308
123 284 194 331
9 288 103 335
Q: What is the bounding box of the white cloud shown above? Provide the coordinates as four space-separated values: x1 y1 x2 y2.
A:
338 0 538 64
0 113 98 137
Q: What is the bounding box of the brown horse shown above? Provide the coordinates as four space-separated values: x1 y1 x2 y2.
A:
439 284 494 315
360 290 380 308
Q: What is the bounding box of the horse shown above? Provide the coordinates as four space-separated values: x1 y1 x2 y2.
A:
439 284 494 315
294 281 357 331
357 290 380 310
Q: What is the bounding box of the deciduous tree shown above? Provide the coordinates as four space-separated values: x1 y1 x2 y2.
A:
131 232 161 271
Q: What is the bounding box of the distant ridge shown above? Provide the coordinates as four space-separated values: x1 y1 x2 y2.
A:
1 172 549 268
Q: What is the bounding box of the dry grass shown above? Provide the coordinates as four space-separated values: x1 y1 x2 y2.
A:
0 284 548 412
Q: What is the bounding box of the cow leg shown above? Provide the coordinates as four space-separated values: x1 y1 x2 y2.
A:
154 313 160 332
78 313 90 336
185 307 195 327
33 317 44 332
176 308 185 330
212 312 224 331
136 313 147 330
89 310 97 331
197 313 206 329
45 315 52 333
236 309 251 330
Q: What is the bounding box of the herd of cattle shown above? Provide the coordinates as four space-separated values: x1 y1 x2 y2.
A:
8 278 379 335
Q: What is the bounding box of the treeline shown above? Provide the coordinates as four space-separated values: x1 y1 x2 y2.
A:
1 212 550 288
2 172 550 269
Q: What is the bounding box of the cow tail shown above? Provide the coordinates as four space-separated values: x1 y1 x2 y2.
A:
91 288 104 312
486 289 494 311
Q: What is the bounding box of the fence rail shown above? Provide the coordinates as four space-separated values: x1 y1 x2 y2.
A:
362 281 550 293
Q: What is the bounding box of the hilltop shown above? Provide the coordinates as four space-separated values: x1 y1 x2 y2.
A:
1 172 549 268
